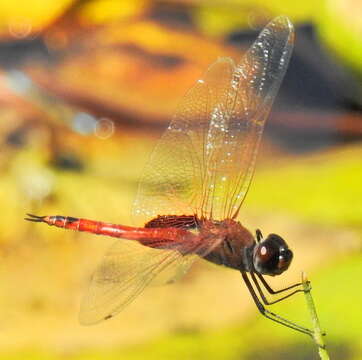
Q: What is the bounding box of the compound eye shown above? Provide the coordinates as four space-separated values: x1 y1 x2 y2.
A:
253 242 279 274
257 244 274 261
253 234 293 276
277 248 293 272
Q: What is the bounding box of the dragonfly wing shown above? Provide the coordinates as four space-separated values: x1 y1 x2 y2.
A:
133 16 294 224
220 16 294 219
132 56 235 225
79 239 198 325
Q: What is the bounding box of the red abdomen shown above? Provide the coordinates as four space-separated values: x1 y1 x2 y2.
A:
31 215 198 250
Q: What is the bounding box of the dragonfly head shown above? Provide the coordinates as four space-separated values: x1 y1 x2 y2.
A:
252 234 293 276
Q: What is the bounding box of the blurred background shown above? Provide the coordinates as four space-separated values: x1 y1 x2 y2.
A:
0 0 361 359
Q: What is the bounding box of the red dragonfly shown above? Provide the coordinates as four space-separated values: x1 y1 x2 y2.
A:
26 16 312 336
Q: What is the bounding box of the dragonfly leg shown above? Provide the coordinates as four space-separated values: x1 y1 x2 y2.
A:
241 271 313 336
257 273 303 294
255 229 263 243
250 272 303 305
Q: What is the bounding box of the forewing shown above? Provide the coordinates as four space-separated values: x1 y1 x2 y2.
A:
133 57 235 225
79 240 197 325
216 16 294 219
133 16 294 224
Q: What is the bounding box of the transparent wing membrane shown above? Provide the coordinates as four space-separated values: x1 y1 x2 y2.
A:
133 16 294 224
80 240 195 324
80 233 222 325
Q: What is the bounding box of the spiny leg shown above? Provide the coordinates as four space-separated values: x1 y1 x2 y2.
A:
257 273 303 294
241 271 312 337
255 229 263 243
250 272 303 306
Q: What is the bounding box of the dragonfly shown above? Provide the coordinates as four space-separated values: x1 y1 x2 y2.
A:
26 16 312 336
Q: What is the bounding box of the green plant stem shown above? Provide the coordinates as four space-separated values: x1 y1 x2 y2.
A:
302 272 330 360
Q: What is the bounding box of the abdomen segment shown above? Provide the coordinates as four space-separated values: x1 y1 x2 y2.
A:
24 214 198 249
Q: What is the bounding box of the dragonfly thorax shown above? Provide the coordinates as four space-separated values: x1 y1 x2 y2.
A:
200 219 256 270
